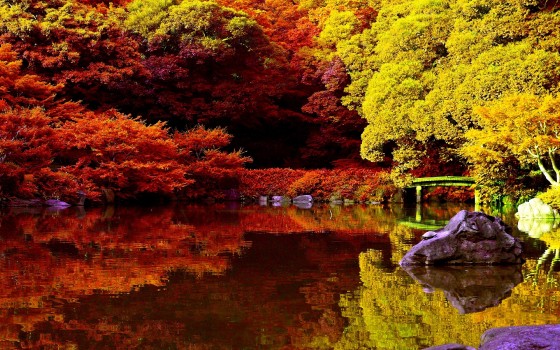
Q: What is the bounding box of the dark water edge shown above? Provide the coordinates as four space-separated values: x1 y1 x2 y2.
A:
0 203 557 349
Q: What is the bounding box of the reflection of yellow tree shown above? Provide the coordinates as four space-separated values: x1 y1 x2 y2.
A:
286 205 401 235
387 225 416 265
330 250 560 350
526 229 560 287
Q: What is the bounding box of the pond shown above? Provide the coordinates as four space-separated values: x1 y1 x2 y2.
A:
0 202 557 349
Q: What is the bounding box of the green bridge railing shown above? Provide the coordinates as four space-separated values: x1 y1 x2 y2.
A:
410 176 475 187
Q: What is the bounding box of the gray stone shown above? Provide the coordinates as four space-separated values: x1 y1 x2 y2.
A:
480 324 560 350
271 195 290 203
424 344 476 350
45 199 71 208
293 195 313 203
294 202 312 209
402 265 523 314
400 210 524 266
517 197 558 219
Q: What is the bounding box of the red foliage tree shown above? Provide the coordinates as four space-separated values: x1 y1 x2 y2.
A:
0 108 56 198
55 111 191 201
120 0 316 167
174 126 252 199
301 58 368 168
0 43 79 199
0 0 147 113
0 44 61 108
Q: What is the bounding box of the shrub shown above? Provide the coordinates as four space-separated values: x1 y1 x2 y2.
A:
239 168 395 202
238 168 306 198
538 186 560 209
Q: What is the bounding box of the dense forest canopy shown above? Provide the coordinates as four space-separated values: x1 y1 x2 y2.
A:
1 0 559 203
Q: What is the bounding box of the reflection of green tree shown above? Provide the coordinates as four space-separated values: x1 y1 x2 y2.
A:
289 204 404 234
526 229 560 287
336 250 485 349
388 225 416 265
329 250 560 350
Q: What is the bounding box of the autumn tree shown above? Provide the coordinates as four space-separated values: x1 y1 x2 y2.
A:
0 0 378 169
330 0 560 180
301 58 368 167
0 43 79 199
0 0 147 112
55 111 191 201
173 125 252 198
123 0 316 167
293 0 376 167
462 94 560 201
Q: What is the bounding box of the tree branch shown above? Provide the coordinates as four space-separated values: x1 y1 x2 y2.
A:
528 148 539 158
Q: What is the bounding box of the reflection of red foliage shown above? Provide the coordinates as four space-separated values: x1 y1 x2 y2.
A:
0 206 250 302
0 204 396 349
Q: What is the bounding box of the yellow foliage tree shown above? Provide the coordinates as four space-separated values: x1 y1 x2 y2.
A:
330 0 560 181
462 94 560 200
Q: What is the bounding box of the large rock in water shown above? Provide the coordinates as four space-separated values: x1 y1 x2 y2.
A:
479 325 560 350
427 325 560 349
399 210 523 266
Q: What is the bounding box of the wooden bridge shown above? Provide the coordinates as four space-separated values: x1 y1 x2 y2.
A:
408 176 477 204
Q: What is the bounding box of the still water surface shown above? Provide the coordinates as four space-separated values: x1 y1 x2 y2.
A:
0 203 558 349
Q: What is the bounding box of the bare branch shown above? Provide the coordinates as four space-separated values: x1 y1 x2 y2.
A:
528 148 540 158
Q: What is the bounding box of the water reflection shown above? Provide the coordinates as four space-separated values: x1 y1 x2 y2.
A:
0 203 558 349
401 265 523 314
517 217 560 287
335 248 560 350
0 204 400 348
518 217 559 238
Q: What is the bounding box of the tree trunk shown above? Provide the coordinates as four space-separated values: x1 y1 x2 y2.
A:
537 156 559 186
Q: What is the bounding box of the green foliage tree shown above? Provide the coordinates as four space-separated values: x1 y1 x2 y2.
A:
126 0 265 51
331 0 560 181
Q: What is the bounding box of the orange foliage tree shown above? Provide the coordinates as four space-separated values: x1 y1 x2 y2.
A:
174 126 252 199
0 43 77 199
55 111 192 201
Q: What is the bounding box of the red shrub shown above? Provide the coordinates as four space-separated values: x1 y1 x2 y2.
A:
239 168 395 202
238 169 306 198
